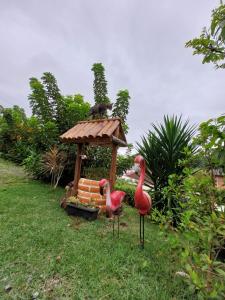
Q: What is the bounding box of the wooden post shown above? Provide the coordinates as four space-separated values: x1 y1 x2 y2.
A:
73 143 83 195
109 144 118 190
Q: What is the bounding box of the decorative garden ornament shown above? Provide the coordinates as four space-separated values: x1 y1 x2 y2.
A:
99 179 126 237
134 155 152 249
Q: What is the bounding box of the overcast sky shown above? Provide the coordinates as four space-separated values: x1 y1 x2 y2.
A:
0 0 224 146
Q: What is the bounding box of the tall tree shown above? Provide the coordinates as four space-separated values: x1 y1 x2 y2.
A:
112 89 130 134
41 72 64 127
186 3 225 68
62 94 90 130
88 63 111 173
91 63 110 104
29 77 53 123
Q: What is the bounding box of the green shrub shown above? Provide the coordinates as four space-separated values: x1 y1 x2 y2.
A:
115 179 136 207
116 152 134 177
159 169 225 298
22 150 43 179
150 208 174 230
6 141 32 163
216 188 225 206
156 181 225 298
137 115 195 212
83 167 109 181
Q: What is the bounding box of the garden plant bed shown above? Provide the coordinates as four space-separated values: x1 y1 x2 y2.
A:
66 203 99 220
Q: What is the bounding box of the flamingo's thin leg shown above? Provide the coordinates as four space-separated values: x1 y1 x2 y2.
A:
113 215 115 237
118 215 120 238
139 215 144 249
142 215 145 249
140 214 142 248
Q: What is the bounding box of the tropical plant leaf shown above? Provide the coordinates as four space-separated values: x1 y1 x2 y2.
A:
137 115 196 211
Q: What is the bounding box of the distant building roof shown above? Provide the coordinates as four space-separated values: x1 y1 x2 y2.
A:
213 169 224 176
125 170 154 188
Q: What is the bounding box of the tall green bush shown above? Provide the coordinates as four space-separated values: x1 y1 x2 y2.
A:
137 115 196 212
115 179 136 207
173 170 225 299
157 115 225 298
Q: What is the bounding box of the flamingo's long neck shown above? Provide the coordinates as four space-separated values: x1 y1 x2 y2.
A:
105 183 111 208
137 161 145 197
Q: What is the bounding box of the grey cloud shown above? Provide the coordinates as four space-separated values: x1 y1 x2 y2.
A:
0 0 224 146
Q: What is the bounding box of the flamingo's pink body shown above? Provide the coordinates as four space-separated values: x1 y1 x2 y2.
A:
110 190 126 212
99 179 125 215
134 155 152 215
99 179 125 236
133 155 152 248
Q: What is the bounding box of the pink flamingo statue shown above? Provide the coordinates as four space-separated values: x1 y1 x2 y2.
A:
99 179 126 237
133 155 152 248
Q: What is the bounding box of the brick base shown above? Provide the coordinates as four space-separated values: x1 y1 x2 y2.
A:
78 178 106 213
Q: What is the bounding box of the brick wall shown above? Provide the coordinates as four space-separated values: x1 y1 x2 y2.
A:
78 178 106 213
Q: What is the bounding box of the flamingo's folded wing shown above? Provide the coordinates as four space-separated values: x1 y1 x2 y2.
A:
111 191 126 210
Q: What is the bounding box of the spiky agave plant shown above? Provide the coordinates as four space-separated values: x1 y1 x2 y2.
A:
137 115 196 212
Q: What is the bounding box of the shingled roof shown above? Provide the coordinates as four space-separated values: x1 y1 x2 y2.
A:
60 118 127 147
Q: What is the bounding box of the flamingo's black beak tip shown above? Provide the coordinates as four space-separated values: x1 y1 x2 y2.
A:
99 186 104 196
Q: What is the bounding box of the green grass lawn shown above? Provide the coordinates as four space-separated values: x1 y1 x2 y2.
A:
0 159 194 299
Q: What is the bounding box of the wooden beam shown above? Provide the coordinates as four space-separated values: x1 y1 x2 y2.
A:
60 135 127 147
60 137 112 146
76 137 112 146
77 117 121 124
112 135 127 147
73 144 83 195
109 144 118 190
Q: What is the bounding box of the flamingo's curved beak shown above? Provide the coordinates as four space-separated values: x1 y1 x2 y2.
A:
99 186 104 196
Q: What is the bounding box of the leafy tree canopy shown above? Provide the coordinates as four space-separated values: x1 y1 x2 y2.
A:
29 77 53 123
193 114 225 171
62 94 90 130
186 2 225 68
41 72 64 127
29 72 90 133
112 89 130 134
